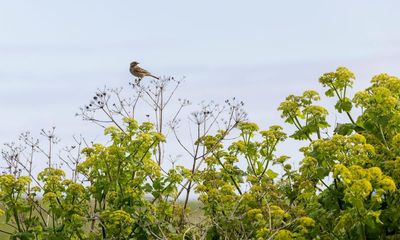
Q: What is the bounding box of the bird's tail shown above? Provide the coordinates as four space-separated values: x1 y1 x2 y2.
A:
150 75 160 80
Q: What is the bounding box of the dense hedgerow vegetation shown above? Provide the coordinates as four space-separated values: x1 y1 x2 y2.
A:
1 67 400 239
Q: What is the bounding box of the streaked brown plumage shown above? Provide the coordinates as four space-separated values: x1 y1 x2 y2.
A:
129 61 159 79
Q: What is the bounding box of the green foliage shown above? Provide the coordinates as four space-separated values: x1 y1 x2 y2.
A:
195 124 316 239
0 119 186 239
1 67 400 239
78 119 185 239
289 69 400 239
278 90 330 141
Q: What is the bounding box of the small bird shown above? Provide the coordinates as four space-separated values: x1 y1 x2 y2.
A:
129 61 159 79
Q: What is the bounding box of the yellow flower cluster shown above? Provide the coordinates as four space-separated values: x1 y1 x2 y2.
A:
334 164 396 205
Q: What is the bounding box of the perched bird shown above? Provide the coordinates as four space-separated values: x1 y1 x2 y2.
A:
129 61 159 79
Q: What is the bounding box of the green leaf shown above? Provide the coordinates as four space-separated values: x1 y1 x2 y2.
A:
11 232 34 240
335 97 353 113
325 88 335 97
316 167 329 179
266 169 278 179
334 123 355 136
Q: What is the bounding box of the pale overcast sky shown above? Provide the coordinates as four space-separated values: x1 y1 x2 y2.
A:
1 1 400 169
